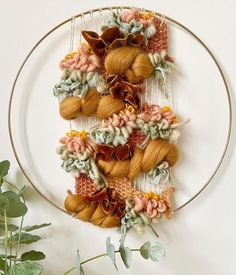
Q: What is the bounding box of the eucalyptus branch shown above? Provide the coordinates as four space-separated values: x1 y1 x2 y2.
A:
63 249 141 275
64 235 165 275
9 230 13 267
149 224 159 238
13 215 25 265
0 160 50 275
4 211 8 274
3 180 27 265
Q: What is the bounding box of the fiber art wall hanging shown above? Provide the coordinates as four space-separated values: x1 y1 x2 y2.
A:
54 8 188 234
8 6 232 245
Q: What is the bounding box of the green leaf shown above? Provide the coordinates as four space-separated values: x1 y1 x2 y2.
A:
11 233 41 245
119 246 132 269
22 223 51 232
140 241 151 260
7 261 43 275
76 250 85 275
119 231 126 247
76 250 80 271
0 223 19 232
106 237 118 270
1 192 21 204
0 257 9 271
6 202 27 218
0 195 9 211
0 192 27 218
0 161 10 178
140 241 165 262
148 242 165 262
21 251 45 261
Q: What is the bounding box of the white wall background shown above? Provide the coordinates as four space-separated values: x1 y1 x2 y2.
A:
0 0 236 274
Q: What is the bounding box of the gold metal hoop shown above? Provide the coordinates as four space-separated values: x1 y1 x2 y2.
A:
8 6 232 215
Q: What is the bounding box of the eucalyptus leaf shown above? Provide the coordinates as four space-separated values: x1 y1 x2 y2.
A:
0 195 9 211
0 161 10 178
140 241 151 260
21 251 45 261
7 261 43 275
148 242 165 262
76 250 81 272
119 246 132 269
11 233 41 245
76 250 85 275
22 223 51 232
0 257 8 271
0 191 27 217
0 223 19 232
119 232 126 248
5 202 27 218
1 191 21 204
0 191 27 218
106 237 117 270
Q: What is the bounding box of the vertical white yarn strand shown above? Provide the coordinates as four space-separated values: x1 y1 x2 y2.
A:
69 16 76 53
99 8 104 28
160 14 166 27
76 14 85 131
69 16 76 131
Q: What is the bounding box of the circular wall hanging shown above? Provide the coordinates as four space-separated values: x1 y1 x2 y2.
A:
8 7 232 232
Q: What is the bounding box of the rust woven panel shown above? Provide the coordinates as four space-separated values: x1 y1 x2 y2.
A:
142 17 168 53
106 177 141 200
75 174 97 197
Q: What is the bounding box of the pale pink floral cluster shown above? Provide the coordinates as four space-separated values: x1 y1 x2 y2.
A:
137 103 176 123
120 8 154 27
101 110 137 128
133 195 167 219
60 136 96 156
59 44 102 73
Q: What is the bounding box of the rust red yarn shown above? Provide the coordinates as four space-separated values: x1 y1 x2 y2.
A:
128 129 147 151
142 17 168 53
75 174 98 197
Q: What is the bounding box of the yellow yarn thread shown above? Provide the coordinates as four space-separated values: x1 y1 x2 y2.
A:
163 106 179 123
143 192 165 203
119 103 136 116
140 11 154 20
64 52 77 61
66 130 89 139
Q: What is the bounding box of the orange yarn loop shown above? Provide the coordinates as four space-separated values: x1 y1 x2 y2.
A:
59 88 101 120
105 46 154 84
96 94 125 119
65 189 124 228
